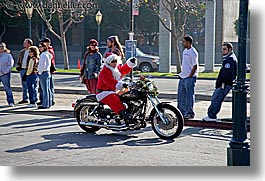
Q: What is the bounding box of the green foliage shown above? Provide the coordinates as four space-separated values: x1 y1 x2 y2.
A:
136 75 159 96
234 18 239 36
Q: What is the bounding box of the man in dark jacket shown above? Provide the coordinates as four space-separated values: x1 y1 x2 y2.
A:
16 38 33 104
202 42 237 121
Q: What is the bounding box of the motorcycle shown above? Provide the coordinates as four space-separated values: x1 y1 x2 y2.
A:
73 76 184 140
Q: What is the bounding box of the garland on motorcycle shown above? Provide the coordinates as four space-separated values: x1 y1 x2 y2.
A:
73 75 184 140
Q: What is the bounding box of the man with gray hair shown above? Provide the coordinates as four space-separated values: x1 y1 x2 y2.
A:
16 38 33 104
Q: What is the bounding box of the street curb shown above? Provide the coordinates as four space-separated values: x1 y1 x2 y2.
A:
1 86 250 103
11 71 251 81
1 108 250 131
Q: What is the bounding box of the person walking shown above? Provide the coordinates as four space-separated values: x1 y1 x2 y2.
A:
80 39 102 94
202 42 237 121
103 35 124 61
38 37 56 106
16 38 33 104
177 35 199 119
0 42 15 107
25 46 39 108
38 42 52 109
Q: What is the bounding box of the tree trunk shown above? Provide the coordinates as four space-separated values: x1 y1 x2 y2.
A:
0 24 6 42
58 12 69 70
61 33 69 70
175 38 182 73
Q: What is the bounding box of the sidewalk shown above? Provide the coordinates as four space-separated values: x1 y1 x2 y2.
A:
3 71 251 102
0 90 250 131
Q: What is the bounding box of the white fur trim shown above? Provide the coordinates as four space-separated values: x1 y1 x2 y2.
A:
104 64 121 80
126 58 137 68
104 54 121 64
116 81 124 90
96 91 116 101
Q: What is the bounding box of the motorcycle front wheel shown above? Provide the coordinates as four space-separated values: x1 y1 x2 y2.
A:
150 103 183 140
76 105 101 133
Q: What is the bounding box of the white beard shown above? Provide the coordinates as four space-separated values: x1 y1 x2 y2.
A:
105 64 121 81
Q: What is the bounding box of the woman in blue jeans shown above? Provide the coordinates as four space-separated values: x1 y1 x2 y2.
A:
38 43 52 109
25 46 40 107
0 42 15 107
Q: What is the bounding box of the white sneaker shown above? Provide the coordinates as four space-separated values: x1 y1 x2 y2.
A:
27 104 37 108
8 103 14 107
202 116 217 122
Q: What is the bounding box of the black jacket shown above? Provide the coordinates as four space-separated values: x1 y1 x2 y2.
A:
216 51 237 88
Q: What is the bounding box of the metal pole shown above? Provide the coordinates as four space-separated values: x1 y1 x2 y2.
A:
129 0 134 80
29 18 32 38
97 24 100 46
227 0 250 166
130 0 134 33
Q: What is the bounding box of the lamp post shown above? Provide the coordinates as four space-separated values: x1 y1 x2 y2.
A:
25 1 33 39
95 11 102 46
227 0 250 166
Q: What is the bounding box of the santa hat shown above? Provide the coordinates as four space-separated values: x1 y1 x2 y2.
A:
104 54 121 65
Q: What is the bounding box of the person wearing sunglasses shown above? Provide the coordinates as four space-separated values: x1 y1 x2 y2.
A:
80 39 102 94
96 53 137 125
202 42 237 122
24 46 40 108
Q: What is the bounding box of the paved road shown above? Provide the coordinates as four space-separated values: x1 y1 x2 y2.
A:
0 111 238 166
0 72 251 166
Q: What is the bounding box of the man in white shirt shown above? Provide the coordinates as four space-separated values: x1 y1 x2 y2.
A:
177 35 198 119
16 38 33 104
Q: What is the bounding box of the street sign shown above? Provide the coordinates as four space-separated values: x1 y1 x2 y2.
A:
133 0 139 16
125 40 137 60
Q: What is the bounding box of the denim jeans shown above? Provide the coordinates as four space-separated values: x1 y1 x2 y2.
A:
207 85 232 119
20 69 28 101
0 73 14 104
39 71 52 107
50 74 55 103
39 74 54 103
177 77 196 117
26 73 38 104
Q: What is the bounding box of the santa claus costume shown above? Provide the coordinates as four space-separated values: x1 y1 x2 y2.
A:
96 53 137 116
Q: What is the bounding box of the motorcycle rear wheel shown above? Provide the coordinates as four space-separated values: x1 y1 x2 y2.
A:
150 104 183 140
76 105 101 133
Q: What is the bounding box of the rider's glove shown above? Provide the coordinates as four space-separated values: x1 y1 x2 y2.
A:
122 83 128 88
130 57 137 64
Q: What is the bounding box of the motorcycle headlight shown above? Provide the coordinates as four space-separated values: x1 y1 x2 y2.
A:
147 82 154 91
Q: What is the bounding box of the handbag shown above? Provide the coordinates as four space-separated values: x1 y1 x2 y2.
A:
50 63 56 73
80 74 86 84
22 72 27 82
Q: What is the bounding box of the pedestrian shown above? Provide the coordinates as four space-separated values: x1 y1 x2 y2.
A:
103 35 124 61
38 42 52 109
16 38 33 104
96 53 137 125
25 46 40 108
0 42 15 107
202 42 237 121
80 39 102 94
38 37 56 106
177 35 199 119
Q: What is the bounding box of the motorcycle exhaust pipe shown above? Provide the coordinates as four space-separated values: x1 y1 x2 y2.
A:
79 121 127 129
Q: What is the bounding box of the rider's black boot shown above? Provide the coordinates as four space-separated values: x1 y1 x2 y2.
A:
119 110 134 126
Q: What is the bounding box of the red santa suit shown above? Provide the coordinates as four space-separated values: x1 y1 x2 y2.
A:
96 54 136 114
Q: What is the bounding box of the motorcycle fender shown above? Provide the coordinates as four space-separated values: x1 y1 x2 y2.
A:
148 102 170 121
74 99 99 112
